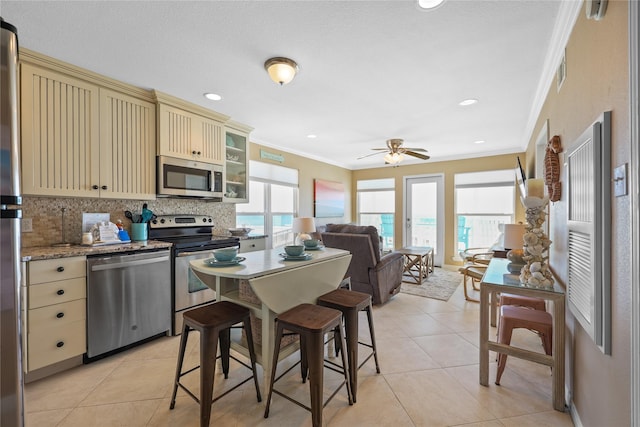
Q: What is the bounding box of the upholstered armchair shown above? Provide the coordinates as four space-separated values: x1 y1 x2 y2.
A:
320 224 404 305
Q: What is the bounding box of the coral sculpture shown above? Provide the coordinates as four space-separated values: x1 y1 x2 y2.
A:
519 196 554 288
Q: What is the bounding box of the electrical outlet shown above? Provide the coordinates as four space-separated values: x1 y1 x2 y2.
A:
22 218 33 233
613 163 628 197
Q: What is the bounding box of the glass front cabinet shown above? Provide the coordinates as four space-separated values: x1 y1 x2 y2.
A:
224 121 252 203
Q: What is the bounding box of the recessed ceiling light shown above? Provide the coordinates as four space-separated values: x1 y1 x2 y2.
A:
418 0 445 10
459 99 478 106
474 140 486 144
307 134 317 139
203 93 222 101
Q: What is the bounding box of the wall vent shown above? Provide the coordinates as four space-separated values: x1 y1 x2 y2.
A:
557 49 567 91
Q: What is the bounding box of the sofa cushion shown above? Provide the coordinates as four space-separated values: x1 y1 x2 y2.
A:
325 224 381 262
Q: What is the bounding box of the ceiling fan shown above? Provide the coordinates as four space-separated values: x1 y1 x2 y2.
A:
358 138 430 165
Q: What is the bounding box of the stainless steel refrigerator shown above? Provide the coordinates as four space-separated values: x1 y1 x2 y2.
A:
0 17 24 427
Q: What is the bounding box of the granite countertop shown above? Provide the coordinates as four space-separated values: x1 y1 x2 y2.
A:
21 240 173 261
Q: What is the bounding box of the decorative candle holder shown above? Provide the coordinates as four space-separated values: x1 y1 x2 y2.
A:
519 196 554 288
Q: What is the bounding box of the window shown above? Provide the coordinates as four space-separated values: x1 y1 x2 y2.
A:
455 170 515 251
236 161 298 249
356 178 395 252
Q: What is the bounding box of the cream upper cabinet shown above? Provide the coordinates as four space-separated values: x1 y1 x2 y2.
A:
21 63 101 198
20 52 157 200
156 91 228 165
224 121 252 203
99 88 156 199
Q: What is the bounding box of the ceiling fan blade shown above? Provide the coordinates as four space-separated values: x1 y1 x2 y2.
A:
405 150 430 160
403 147 428 152
357 151 385 160
370 148 389 151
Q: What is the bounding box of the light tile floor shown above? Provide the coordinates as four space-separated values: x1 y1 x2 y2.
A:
24 278 575 426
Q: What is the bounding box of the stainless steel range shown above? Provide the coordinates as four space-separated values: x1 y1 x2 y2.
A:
148 215 239 334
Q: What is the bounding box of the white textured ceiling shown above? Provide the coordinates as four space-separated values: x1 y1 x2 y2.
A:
2 0 570 169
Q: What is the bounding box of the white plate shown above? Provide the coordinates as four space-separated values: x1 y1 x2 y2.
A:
304 245 325 251
204 256 246 267
279 253 312 261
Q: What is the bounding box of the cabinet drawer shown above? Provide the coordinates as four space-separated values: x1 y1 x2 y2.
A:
29 299 85 331
28 320 86 371
29 256 86 284
28 277 86 309
239 238 266 253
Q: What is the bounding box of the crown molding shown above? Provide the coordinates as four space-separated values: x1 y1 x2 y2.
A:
521 0 583 150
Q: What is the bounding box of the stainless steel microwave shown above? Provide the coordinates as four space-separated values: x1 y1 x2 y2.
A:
157 156 223 200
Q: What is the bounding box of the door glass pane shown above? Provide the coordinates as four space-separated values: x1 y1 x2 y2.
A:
410 182 437 248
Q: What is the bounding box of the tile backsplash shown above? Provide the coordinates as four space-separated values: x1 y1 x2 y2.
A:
21 197 236 247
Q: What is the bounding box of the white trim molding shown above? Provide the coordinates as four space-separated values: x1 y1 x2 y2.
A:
521 0 582 151
629 1 640 425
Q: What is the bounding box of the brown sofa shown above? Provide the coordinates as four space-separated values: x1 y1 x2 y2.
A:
320 224 404 305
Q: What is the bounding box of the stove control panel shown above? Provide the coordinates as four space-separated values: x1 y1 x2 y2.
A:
149 215 213 228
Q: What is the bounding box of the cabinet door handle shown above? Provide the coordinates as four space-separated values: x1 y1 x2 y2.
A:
197 151 201 156
101 185 108 190
56 341 64 348
56 312 64 319
92 185 99 190
57 289 65 296
192 150 197 155
57 266 65 272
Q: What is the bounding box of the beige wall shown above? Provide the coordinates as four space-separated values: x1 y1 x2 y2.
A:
525 2 630 425
249 143 353 227
352 153 526 265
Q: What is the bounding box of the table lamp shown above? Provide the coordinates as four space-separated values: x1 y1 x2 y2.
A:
292 217 316 244
503 223 526 274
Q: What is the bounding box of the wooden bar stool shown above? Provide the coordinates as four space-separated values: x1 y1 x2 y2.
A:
170 301 261 427
317 288 380 403
264 303 353 427
495 305 552 385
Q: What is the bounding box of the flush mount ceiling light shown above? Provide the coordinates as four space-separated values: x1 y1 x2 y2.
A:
417 0 445 10
264 57 299 85
459 98 478 106
203 92 222 101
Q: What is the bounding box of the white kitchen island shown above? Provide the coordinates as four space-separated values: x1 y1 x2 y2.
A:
190 247 352 393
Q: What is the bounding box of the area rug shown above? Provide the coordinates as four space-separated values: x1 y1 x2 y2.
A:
400 267 463 301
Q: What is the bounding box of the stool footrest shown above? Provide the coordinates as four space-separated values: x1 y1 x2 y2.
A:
271 378 349 412
175 353 262 405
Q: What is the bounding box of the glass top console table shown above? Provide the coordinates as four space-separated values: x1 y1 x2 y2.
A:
479 258 566 411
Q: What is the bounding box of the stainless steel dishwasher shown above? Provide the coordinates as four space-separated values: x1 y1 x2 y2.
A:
86 249 171 359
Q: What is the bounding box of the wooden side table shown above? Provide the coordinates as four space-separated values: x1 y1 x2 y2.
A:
397 246 434 284
479 258 565 411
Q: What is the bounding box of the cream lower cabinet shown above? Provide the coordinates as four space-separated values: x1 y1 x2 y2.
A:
24 256 87 372
239 237 266 253
20 53 156 199
156 92 228 165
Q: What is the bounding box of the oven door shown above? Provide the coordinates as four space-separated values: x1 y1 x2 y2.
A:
174 250 217 313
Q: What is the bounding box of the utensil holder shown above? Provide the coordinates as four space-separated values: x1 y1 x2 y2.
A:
131 223 148 242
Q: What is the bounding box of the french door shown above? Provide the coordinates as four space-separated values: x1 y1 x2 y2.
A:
403 174 444 266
